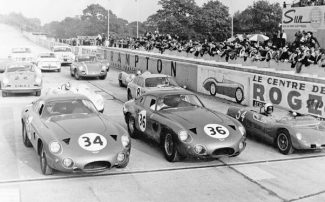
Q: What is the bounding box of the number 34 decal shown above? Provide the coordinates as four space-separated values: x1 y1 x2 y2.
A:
204 124 229 139
236 110 247 122
78 133 107 152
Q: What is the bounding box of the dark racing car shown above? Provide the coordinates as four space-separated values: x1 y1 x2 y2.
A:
227 104 325 154
123 89 246 162
21 94 130 175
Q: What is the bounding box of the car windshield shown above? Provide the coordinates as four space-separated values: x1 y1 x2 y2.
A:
12 48 30 53
42 99 97 119
77 55 97 62
156 94 203 110
7 65 34 72
53 47 71 52
145 77 178 87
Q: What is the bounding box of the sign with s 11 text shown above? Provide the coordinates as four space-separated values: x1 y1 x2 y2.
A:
282 6 325 30
251 74 325 118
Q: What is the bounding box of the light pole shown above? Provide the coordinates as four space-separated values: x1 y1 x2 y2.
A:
231 15 234 37
136 0 139 38
107 1 110 44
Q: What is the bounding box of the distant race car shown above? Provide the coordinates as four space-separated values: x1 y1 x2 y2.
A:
123 89 246 162
127 72 183 100
118 71 135 87
36 52 61 72
203 77 244 104
1 62 42 97
70 55 108 80
227 105 325 154
52 45 75 65
8 47 35 62
21 94 131 175
46 82 105 113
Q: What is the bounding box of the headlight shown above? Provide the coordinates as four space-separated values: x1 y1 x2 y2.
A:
79 66 85 71
49 141 62 154
238 125 246 136
117 153 126 162
194 145 207 155
121 135 130 148
3 77 9 85
239 141 245 150
101 66 107 71
296 133 302 140
35 77 42 84
178 130 189 142
62 158 74 168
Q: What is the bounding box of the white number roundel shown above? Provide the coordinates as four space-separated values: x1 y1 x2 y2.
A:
204 124 229 139
138 110 146 132
78 133 107 152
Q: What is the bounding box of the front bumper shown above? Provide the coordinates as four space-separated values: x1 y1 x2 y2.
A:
46 148 130 173
39 65 61 71
2 86 42 93
79 72 107 78
177 137 246 158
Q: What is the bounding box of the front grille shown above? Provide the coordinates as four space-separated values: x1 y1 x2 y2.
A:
213 148 235 156
83 161 111 171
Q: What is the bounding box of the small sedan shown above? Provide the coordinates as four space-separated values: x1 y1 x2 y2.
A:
21 94 131 175
123 89 246 162
8 47 35 62
70 55 108 80
36 52 61 72
1 62 42 97
118 71 135 87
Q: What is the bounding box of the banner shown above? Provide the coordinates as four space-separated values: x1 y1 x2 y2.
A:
282 6 325 30
251 74 325 118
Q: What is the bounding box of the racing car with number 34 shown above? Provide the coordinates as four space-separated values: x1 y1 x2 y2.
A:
123 89 246 162
227 104 325 154
21 94 131 175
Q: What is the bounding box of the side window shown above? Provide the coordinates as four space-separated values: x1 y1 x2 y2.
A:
143 96 156 110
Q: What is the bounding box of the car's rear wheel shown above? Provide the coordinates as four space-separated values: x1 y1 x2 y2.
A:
74 69 80 80
235 88 244 103
2 91 7 97
162 132 180 162
209 83 217 96
22 122 32 147
40 146 54 175
126 114 138 138
127 90 132 100
276 130 293 155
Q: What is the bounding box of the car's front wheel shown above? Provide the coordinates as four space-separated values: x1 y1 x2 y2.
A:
99 74 107 80
209 83 217 96
40 145 54 175
127 90 132 100
235 87 244 103
162 132 180 162
276 130 293 155
22 122 32 147
126 114 138 138
119 80 123 87
74 69 80 80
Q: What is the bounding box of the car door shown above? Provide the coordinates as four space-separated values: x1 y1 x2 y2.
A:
134 95 157 137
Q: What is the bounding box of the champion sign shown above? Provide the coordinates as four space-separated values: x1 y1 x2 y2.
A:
251 75 325 118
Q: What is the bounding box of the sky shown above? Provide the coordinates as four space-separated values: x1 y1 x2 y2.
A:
0 0 284 25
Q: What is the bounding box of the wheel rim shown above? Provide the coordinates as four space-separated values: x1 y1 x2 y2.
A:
164 134 173 156
128 117 134 134
236 89 243 101
278 133 288 151
210 83 216 95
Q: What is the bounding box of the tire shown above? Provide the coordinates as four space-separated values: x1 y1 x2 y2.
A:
22 122 32 147
2 91 7 97
99 74 107 80
162 132 180 162
74 69 80 80
209 83 217 96
116 156 129 168
127 90 132 100
126 114 138 139
70 68 74 77
276 130 293 155
235 88 244 104
40 145 54 175
119 80 123 87
35 91 41 96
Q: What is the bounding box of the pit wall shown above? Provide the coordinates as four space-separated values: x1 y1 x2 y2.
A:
22 32 325 118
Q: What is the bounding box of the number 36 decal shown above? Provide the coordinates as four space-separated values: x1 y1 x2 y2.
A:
78 133 107 152
204 124 229 139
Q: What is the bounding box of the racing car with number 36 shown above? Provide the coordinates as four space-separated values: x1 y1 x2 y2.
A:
227 105 325 154
123 89 246 162
21 94 131 175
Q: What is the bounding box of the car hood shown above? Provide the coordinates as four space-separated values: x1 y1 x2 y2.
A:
45 113 107 138
160 107 233 128
82 62 102 70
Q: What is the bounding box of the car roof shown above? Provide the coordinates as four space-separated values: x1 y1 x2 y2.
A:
41 93 89 103
142 88 193 97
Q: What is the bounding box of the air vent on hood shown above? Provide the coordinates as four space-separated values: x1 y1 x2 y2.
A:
62 138 70 145
189 128 197 134
228 125 236 131
110 135 117 141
